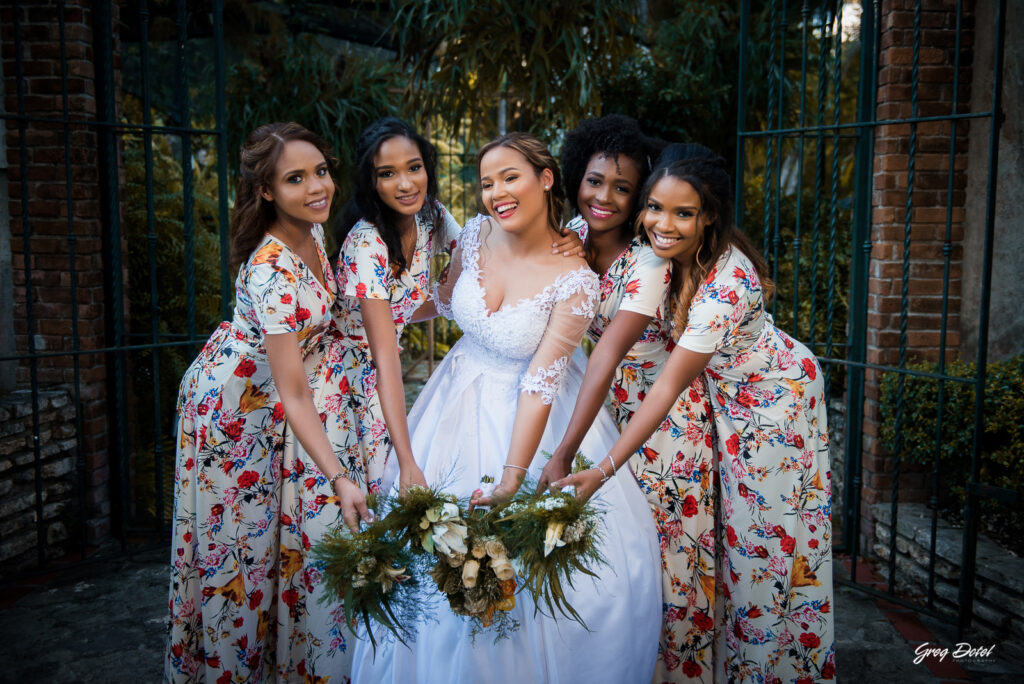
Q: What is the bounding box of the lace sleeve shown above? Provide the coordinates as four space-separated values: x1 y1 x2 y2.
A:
519 270 599 404
430 215 482 320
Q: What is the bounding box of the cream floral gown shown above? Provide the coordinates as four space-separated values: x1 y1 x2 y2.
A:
274 201 460 682
677 246 835 683
571 215 716 683
166 225 336 683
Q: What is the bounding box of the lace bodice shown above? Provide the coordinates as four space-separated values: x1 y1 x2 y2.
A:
435 215 599 404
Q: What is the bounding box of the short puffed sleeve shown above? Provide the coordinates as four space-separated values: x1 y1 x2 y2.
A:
676 248 761 354
247 241 301 335
339 222 391 300
617 242 671 318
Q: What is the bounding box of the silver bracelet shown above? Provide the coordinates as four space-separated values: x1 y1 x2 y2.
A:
593 462 611 483
607 454 618 475
503 464 529 473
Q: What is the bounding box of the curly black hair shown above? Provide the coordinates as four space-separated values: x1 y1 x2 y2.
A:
560 114 664 234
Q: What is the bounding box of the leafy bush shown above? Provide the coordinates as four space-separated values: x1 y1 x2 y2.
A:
879 354 1024 503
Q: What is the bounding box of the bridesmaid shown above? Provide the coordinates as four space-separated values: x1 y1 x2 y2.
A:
539 119 717 683
561 150 836 682
165 122 366 683
273 117 458 681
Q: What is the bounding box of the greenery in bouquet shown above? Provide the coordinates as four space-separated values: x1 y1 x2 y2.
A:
491 487 604 626
312 515 434 650
313 480 605 645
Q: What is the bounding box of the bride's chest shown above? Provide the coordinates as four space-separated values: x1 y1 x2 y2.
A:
450 276 550 360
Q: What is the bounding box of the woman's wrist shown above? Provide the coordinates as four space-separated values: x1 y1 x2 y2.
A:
329 471 351 491
550 445 576 466
499 465 527 491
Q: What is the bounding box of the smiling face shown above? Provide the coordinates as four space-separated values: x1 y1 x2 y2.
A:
576 153 641 235
642 175 711 267
373 135 428 221
261 139 334 226
479 145 554 235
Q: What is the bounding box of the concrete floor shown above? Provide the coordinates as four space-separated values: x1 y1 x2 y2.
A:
0 547 1022 682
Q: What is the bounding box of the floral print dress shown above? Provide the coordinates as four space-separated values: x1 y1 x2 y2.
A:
274 202 460 682
572 215 716 684
166 225 336 683
677 246 835 683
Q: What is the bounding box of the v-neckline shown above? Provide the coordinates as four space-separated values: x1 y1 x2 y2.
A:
265 228 334 301
468 217 583 318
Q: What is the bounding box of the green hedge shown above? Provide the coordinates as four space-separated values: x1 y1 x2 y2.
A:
879 354 1024 502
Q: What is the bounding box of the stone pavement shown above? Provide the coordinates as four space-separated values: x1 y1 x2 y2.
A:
1 548 1022 682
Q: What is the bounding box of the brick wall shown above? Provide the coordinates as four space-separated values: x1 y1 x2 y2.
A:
860 0 975 549
1 0 121 548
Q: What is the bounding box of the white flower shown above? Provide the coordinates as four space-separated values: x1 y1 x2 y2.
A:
356 557 377 575
483 537 507 560
462 559 480 588
420 502 468 557
543 521 567 557
489 556 516 581
537 496 568 511
563 519 589 543
375 564 409 592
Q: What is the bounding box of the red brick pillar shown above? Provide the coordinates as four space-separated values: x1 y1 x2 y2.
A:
860 0 974 549
1 0 120 548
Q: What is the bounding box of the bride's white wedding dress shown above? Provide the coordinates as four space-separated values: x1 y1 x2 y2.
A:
351 216 660 684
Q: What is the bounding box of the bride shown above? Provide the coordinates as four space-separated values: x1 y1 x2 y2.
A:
348 133 661 684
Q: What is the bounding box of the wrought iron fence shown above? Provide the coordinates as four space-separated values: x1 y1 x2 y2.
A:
735 0 1012 636
3 1 1016 644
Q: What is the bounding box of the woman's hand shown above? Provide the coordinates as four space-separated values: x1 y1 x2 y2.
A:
552 467 606 503
398 463 428 496
333 477 373 534
536 449 573 494
552 227 585 257
469 468 525 511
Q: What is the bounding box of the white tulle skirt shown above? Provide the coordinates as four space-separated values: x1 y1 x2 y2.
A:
351 342 661 684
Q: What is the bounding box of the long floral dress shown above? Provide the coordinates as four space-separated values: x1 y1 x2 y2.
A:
676 246 835 683
274 202 459 682
166 225 336 683
571 215 717 683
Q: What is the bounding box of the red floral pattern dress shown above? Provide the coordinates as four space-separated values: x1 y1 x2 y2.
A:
677 246 835 683
273 203 459 682
166 225 336 683
572 215 717 683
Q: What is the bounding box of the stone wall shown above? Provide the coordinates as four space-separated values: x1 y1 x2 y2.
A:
0 388 78 577
961 0 1024 362
873 502 1024 641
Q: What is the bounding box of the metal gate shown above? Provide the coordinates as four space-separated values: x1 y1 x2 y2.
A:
735 0 1011 635
1 0 232 574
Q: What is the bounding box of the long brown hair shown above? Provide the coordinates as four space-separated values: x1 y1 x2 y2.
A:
477 132 566 232
637 152 774 334
229 122 337 270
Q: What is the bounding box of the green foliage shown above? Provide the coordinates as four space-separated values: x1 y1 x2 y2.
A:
599 0 743 155
389 0 639 138
121 95 226 523
879 354 1024 504
226 34 410 204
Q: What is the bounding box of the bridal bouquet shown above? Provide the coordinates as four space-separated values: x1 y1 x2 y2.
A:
313 483 604 643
